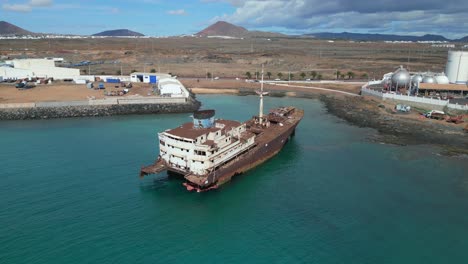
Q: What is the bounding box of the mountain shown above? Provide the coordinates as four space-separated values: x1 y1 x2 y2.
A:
93 29 144 37
455 36 468 42
0 21 33 35
197 21 248 37
196 21 284 38
303 32 450 42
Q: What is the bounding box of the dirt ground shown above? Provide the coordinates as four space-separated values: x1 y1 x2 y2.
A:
0 37 449 81
0 82 155 103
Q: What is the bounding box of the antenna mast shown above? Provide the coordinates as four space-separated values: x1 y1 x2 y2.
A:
259 64 264 124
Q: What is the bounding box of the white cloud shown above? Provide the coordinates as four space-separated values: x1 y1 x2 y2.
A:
29 0 52 7
167 9 187 15
2 0 53 12
2 4 32 12
207 0 468 38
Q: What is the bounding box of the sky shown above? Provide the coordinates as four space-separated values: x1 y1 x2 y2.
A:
1 0 467 38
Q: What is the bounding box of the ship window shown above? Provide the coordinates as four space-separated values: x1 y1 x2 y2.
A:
160 140 165 146
201 161 204 164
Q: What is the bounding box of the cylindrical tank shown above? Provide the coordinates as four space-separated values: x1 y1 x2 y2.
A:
193 110 215 128
446 50 468 84
422 76 436 84
434 73 450 84
391 67 411 87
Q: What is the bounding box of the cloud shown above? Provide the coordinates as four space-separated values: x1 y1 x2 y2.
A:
2 0 52 12
2 4 31 12
167 9 187 15
29 0 52 7
207 0 468 38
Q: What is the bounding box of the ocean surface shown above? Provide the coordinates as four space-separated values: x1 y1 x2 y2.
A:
1 95 468 264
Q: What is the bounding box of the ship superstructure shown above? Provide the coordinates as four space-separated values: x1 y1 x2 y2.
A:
141 67 303 191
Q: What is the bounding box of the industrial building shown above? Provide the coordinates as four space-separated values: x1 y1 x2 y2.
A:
130 72 171 84
0 58 80 80
446 50 468 84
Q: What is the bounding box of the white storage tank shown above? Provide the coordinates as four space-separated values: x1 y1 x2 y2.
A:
446 50 468 84
434 73 450 84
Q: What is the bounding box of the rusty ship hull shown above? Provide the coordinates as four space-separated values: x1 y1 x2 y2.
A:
140 107 303 192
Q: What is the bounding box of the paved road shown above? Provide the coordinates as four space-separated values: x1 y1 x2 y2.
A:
272 83 360 97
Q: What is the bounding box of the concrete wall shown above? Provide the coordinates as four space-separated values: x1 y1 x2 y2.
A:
361 85 468 112
0 96 199 120
0 98 200 120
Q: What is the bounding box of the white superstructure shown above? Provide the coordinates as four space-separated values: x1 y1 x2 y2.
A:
446 50 468 84
157 111 256 176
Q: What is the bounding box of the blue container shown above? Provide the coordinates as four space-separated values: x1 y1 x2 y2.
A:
106 78 120 83
149 75 157 84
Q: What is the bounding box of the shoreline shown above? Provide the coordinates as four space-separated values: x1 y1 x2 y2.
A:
191 86 468 156
1 83 466 155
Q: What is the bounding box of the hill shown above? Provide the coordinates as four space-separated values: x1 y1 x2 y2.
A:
197 21 248 38
93 29 144 37
303 32 450 42
196 21 284 38
0 21 33 35
456 36 468 42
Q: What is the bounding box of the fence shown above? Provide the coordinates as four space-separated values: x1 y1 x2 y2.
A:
361 84 468 111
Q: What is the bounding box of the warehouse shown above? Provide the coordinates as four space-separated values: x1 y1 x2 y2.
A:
0 66 34 80
2 59 80 80
130 72 172 83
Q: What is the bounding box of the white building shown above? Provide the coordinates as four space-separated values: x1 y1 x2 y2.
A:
0 66 34 80
130 72 171 83
158 78 189 97
2 59 79 80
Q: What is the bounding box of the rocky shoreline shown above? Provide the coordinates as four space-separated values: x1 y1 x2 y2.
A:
320 95 468 156
0 99 201 120
193 86 468 156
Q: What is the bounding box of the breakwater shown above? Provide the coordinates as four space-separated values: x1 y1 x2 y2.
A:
0 97 200 120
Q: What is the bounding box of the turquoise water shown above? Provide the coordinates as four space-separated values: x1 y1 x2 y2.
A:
1 95 468 263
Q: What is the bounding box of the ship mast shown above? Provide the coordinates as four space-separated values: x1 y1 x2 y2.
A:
259 65 264 124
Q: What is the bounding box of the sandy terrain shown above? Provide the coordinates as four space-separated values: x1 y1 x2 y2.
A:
0 82 155 103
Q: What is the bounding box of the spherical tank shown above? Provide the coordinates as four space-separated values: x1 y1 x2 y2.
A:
412 74 423 84
422 76 436 84
434 74 449 84
391 67 411 87
446 50 468 84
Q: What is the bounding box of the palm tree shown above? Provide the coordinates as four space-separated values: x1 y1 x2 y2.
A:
150 68 156 73
361 73 368 79
245 71 252 79
340 74 345 79
317 74 323 80
336 70 341 79
266 72 272 79
289 73 294 80
300 72 306 79
347 71 355 79
310 71 317 80
116 70 121 75
207 72 212 79
255 71 260 79
277 72 283 79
